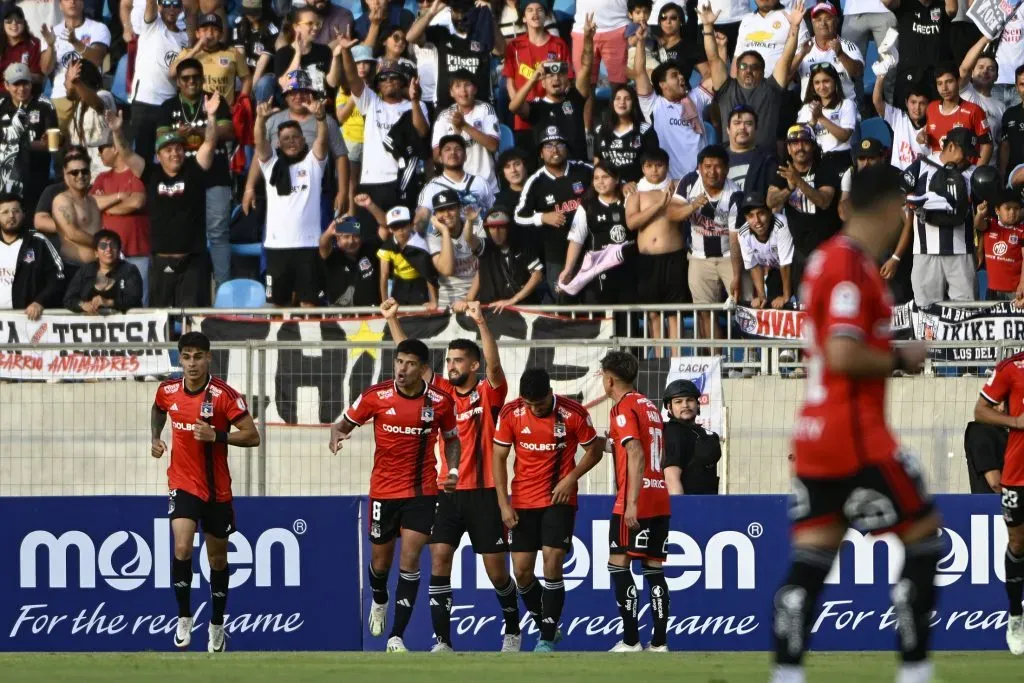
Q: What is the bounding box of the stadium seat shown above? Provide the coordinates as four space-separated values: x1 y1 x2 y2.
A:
214 279 267 308
231 242 263 258
498 124 515 154
553 0 575 19
859 117 892 149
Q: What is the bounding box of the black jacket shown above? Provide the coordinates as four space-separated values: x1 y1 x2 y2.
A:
664 418 721 495
63 259 144 312
964 421 1007 494
6 230 65 308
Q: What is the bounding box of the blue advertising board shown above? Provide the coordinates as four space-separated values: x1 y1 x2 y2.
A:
1 494 1012 651
1 496 362 651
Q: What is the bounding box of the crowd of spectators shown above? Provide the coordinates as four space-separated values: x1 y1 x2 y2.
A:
0 0 1023 336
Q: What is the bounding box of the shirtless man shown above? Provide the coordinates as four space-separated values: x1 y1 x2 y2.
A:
52 147 102 267
625 148 685 345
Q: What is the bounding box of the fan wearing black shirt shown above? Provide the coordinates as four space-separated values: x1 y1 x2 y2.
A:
1001 65 1024 183
232 0 281 103
469 207 544 310
495 148 529 213
318 215 382 306
514 125 593 301
593 85 660 185
886 0 956 104
766 124 840 286
509 17 595 163
108 96 221 308
407 0 505 110
273 6 342 100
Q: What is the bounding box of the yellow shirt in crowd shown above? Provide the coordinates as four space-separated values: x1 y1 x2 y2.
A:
335 91 365 145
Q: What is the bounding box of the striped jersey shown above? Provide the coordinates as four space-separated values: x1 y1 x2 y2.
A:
738 213 795 270
675 172 741 259
903 154 975 256
431 375 507 490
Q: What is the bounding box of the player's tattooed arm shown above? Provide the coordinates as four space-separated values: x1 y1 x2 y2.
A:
492 441 518 529
151 403 167 440
623 439 645 529
442 435 461 493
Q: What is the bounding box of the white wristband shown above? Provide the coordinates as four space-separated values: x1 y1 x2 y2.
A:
448 467 459 476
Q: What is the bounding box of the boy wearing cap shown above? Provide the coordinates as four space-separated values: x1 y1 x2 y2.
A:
417 134 494 229
432 70 501 192
319 216 381 307
426 189 485 307
838 137 888 221
471 206 545 309
735 192 794 309
502 1 571 149
767 124 840 285
510 15 595 163
171 13 251 106
377 205 438 308
974 190 1024 303
130 0 188 165
793 3 864 106
0 62 56 211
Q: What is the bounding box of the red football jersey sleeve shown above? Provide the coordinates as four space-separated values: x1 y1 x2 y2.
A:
981 355 1024 486
609 392 670 517
792 237 898 478
433 376 508 489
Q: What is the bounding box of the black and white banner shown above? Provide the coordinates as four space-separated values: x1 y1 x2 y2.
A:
195 310 613 425
968 0 1022 40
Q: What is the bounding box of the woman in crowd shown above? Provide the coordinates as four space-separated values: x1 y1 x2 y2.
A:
593 84 659 185
0 4 52 93
63 229 144 313
797 63 855 175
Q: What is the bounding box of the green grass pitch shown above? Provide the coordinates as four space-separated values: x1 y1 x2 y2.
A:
0 652 1019 682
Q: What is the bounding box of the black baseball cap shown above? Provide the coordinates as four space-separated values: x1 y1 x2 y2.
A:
432 191 461 210
855 137 884 160
944 127 978 157
536 124 567 148
739 192 768 215
198 12 222 28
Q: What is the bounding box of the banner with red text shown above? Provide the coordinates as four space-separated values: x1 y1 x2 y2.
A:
0 312 172 380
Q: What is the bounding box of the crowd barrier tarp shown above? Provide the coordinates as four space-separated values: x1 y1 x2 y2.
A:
197 310 613 424
0 311 172 380
3 494 1013 652
2 496 361 651
360 494 1012 652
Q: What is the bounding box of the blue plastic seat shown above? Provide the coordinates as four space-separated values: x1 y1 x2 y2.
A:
499 124 515 154
214 279 267 308
231 243 263 258
860 117 892 149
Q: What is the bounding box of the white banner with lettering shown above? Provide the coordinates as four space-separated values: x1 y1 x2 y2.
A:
0 312 172 379
664 356 724 435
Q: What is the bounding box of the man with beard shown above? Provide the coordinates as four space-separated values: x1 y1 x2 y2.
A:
432 71 500 193
958 38 1004 150
725 105 777 196
514 125 592 300
318 216 380 307
254 96 328 307
426 190 485 308
171 13 251 106
0 191 65 320
381 298 523 653
0 63 56 212
417 135 494 232
110 94 222 307
157 58 235 288
52 146 103 271
661 379 721 495
130 0 188 166
767 124 840 287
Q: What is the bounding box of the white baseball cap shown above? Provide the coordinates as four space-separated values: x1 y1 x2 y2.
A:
386 206 412 227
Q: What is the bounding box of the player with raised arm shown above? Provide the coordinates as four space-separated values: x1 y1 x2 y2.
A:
328 337 460 653
973 354 1024 654
380 298 522 652
493 367 606 652
599 351 672 653
772 164 942 683
150 332 260 653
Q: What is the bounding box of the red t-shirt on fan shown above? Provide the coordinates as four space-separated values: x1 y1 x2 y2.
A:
502 34 572 132
154 376 249 502
924 100 989 152
493 395 598 509
91 168 150 257
609 391 670 518
344 380 458 499
792 235 898 479
980 353 1024 486
981 218 1024 293
432 375 508 489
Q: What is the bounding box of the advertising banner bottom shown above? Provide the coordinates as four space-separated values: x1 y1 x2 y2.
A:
0 494 1014 651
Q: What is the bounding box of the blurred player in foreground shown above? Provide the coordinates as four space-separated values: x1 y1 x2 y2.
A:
329 337 461 652
493 367 606 652
973 353 1024 654
599 351 672 652
151 332 260 652
773 164 942 683
381 298 522 652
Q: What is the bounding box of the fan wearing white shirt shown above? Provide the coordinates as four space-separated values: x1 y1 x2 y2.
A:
959 37 1004 152
254 97 329 307
735 192 794 309
796 62 856 169
48 0 110 132
792 3 864 106
416 135 494 233
872 67 931 171
735 0 809 76
431 70 500 194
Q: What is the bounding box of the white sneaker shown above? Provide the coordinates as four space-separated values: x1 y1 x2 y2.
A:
646 643 669 652
608 640 643 652
368 601 388 637
207 623 226 653
386 635 407 652
501 633 522 652
173 617 192 649
895 661 933 683
430 641 454 653
1008 614 1024 655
